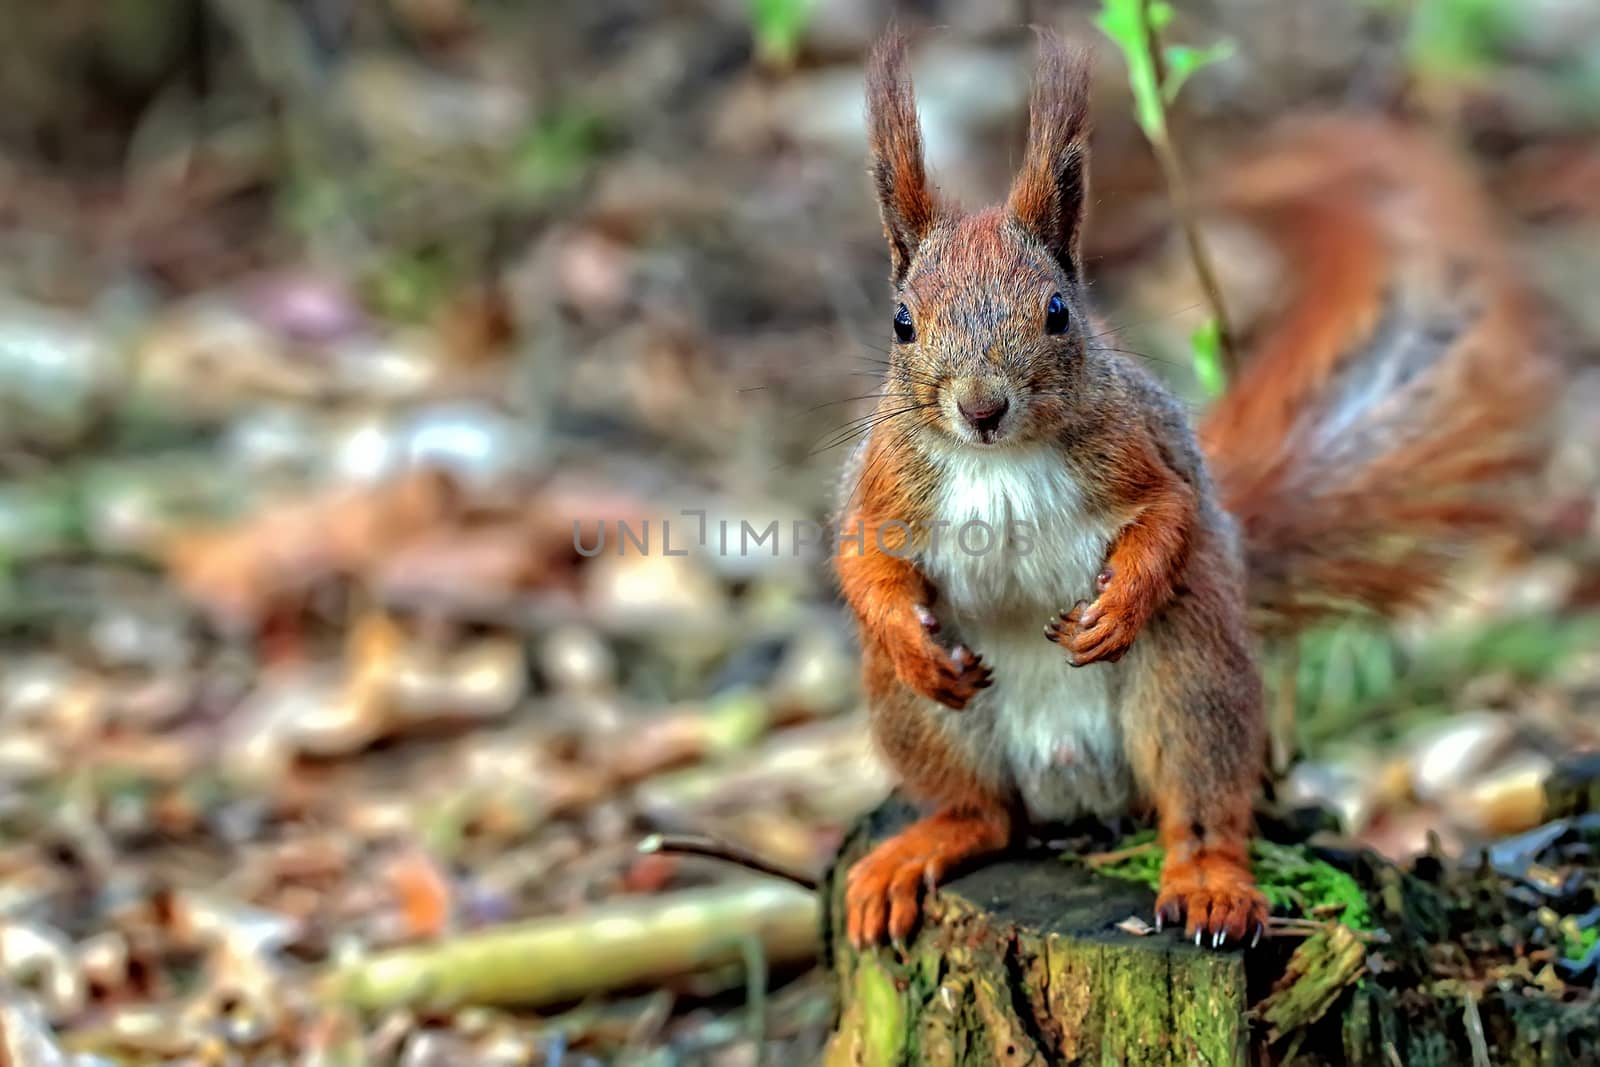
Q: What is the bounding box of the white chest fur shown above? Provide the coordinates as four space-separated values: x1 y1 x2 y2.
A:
918 445 1133 821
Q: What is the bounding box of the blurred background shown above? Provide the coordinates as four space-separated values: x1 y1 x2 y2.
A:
0 0 1596 1062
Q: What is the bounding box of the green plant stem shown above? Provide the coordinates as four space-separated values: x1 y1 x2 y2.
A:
1139 1 1240 380
1145 137 1239 385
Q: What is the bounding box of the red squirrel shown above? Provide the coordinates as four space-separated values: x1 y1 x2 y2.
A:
834 32 1552 949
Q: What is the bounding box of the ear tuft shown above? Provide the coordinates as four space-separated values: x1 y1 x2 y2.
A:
1007 31 1093 276
866 31 941 284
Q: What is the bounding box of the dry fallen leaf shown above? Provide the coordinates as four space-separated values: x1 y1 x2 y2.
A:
1115 916 1155 937
164 467 463 628
383 848 456 943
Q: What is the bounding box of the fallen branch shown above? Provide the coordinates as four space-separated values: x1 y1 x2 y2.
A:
318 881 817 1011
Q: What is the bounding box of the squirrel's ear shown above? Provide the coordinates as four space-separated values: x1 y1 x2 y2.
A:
866 32 940 284
1007 32 1092 277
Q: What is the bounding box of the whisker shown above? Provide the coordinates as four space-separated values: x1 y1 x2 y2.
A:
737 371 903 392
789 391 920 418
807 404 936 459
1082 303 1206 341
1094 345 1188 371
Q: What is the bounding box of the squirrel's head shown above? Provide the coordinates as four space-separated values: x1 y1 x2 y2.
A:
866 30 1094 449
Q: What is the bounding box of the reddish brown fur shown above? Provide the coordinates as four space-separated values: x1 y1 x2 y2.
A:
834 430 996 711
836 410 1019 946
866 33 946 283
1200 118 1555 630
837 34 1546 953
1007 33 1092 276
1049 440 1197 666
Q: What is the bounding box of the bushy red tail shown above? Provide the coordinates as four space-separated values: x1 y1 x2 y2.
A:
1199 118 1556 632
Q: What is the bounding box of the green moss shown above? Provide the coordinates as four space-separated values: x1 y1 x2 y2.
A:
1563 924 1597 963
1252 840 1373 929
1072 832 1373 929
853 955 908 1066
1085 830 1163 886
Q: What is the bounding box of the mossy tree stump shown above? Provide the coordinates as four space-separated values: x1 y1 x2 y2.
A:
823 801 1254 1066
821 797 1600 1066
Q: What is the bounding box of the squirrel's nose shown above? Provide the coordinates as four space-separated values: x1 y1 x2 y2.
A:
958 396 1010 437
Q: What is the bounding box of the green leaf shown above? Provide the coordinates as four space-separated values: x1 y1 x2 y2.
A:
1190 317 1227 397
1408 0 1516 79
748 0 814 67
1098 1 1235 141
510 107 605 199
1093 0 1167 141
1161 40 1235 103
1566 925 1599 964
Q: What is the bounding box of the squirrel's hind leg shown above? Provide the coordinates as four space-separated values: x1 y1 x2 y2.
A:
848 655 1015 948
1150 791 1267 947
1127 590 1268 948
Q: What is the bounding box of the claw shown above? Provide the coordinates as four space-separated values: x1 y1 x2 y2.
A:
1251 924 1263 948
1195 929 1203 946
1154 913 1164 933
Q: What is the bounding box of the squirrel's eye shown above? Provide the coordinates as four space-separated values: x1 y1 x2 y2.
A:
1044 293 1070 335
892 303 915 344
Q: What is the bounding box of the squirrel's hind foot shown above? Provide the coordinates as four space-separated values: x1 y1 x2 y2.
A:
1153 854 1268 949
845 809 1010 949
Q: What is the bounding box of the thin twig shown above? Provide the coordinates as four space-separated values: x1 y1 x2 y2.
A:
638 833 819 891
1084 840 1158 868
1147 132 1239 378
1139 0 1240 379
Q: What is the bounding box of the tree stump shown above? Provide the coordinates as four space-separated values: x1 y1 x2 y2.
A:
822 801 1253 1066
821 796 1600 1066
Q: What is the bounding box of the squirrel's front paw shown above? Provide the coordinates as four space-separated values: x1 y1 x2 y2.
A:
1044 593 1140 667
893 603 993 709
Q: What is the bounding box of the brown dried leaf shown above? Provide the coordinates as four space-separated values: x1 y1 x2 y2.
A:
164 468 462 628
